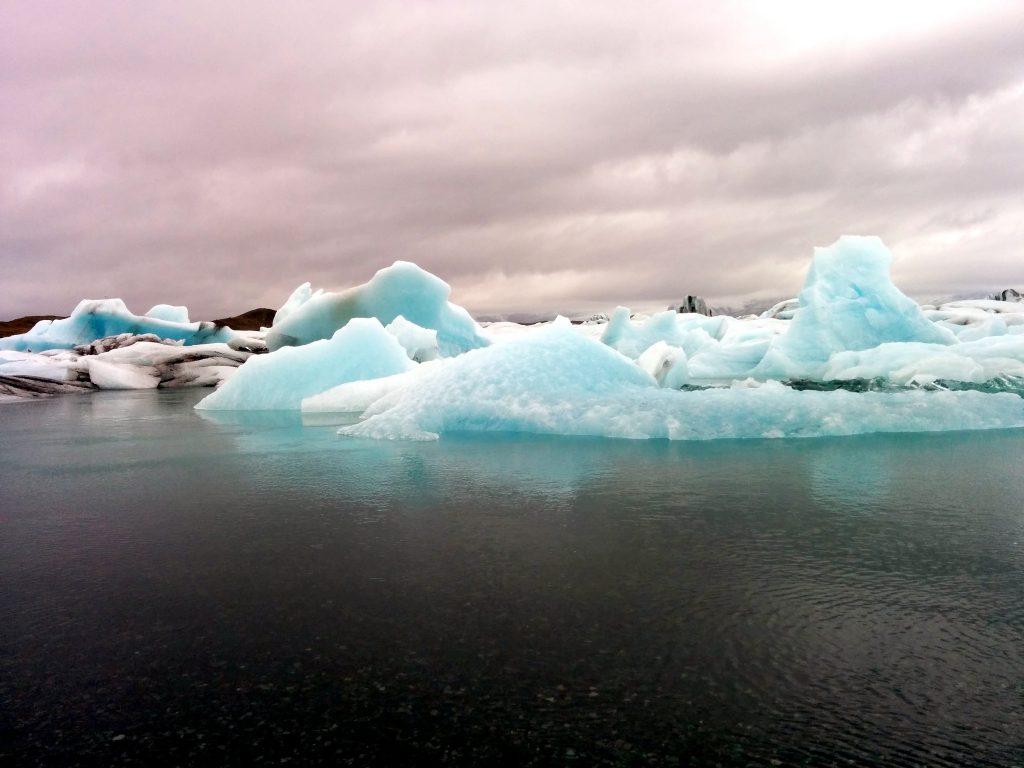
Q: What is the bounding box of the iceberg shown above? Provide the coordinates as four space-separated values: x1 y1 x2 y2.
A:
0 299 234 352
196 318 414 411
331 320 1024 441
0 334 259 397
266 261 489 356
756 236 956 380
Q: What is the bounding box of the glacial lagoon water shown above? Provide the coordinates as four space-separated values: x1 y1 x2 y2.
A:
2 389 1023 766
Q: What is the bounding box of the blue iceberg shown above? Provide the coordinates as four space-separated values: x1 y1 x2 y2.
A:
195 318 414 411
333 320 1024 441
266 261 489 357
756 236 957 380
0 299 233 352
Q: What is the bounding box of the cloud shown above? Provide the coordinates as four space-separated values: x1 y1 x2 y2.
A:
2 0 1023 318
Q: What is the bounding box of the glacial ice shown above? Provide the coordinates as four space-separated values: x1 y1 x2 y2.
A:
331 320 1024 441
6 234 1024 445
196 318 414 411
636 341 688 387
145 304 190 324
755 236 957 380
86 357 161 390
266 261 489 356
0 334 257 397
385 316 440 362
823 336 1024 386
0 298 234 352
601 307 692 359
273 282 320 326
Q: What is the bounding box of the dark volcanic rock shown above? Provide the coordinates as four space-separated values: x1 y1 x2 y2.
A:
213 308 276 331
991 288 1022 303
74 333 181 356
669 296 712 316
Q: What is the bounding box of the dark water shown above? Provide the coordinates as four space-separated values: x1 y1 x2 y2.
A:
2 390 1023 767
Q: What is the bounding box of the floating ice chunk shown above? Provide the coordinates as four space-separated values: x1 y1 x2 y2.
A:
335 319 1024 441
196 318 414 411
0 335 259 398
0 350 78 381
266 261 489 356
0 299 234 352
759 298 800 320
601 306 738 363
386 315 439 362
144 304 190 324
86 358 160 390
756 236 956 380
824 336 1024 386
601 308 688 359
924 300 1024 342
341 318 655 439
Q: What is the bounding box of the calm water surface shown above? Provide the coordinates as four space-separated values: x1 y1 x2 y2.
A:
2 389 1023 767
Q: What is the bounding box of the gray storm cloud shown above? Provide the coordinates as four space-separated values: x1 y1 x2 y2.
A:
2 0 1023 319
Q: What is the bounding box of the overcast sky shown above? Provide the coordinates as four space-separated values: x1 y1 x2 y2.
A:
2 1 1023 319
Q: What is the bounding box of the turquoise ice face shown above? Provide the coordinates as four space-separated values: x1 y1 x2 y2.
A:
266 261 490 357
195 317 414 411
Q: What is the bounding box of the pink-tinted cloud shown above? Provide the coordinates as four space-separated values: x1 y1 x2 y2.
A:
2 1 1023 319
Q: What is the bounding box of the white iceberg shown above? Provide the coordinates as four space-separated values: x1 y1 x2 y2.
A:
195 318 414 411
266 261 489 356
0 298 234 352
